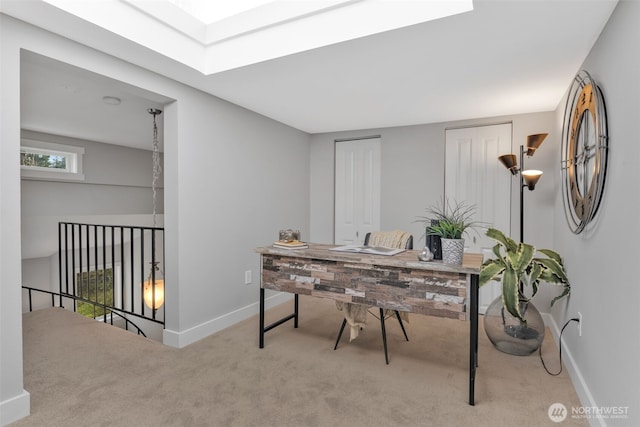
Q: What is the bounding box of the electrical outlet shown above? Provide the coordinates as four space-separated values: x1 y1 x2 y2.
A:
244 270 252 285
578 312 582 337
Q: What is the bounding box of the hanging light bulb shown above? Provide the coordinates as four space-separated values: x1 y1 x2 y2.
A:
522 169 543 191
143 261 165 310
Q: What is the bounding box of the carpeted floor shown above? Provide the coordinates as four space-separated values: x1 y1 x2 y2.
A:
13 296 587 426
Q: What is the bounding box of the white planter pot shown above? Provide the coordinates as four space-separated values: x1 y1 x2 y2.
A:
440 238 464 264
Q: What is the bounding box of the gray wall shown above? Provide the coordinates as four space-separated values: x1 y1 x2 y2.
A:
310 112 557 251
21 256 55 312
550 0 640 422
21 130 164 190
309 113 561 316
161 86 310 345
21 130 164 261
1 14 310 423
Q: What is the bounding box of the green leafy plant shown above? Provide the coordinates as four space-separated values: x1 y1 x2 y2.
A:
417 198 481 239
479 228 571 323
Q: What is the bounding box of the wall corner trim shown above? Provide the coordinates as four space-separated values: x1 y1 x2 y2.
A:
542 313 605 427
162 292 293 349
0 389 30 426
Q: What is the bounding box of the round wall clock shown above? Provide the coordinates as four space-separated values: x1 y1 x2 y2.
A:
561 70 609 234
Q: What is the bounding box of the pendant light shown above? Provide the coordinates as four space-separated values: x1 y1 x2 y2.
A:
143 108 164 312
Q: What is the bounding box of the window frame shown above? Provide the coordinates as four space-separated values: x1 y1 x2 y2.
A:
20 139 85 181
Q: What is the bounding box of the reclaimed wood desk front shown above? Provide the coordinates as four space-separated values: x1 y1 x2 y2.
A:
255 243 483 405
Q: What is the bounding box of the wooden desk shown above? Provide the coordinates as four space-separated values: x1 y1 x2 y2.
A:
255 243 483 405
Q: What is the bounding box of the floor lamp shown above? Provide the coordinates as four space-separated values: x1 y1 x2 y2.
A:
498 133 547 243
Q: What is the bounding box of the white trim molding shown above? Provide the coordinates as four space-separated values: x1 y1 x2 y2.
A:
542 313 603 427
0 389 30 426
162 292 293 349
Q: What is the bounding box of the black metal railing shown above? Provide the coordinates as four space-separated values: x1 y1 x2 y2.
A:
58 222 165 328
22 286 148 336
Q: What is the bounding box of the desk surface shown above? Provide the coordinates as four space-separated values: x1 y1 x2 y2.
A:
255 243 483 274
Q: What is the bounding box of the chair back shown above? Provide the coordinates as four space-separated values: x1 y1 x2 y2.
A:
364 232 413 250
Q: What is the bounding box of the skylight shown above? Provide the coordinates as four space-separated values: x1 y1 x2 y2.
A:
166 0 276 24
40 0 474 74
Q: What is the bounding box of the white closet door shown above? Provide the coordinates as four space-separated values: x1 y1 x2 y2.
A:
445 124 512 313
334 137 381 245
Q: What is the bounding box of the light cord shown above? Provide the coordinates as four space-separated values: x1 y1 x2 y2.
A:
539 317 579 376
148 109 162 227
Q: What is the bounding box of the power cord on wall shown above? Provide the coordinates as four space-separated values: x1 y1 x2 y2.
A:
539 317 580 376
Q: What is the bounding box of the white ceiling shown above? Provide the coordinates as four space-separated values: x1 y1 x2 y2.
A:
20 51 170 151
5 0 619 150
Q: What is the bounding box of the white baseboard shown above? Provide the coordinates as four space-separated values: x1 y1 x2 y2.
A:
163 292 293 349
0 389 30 426
542 313 604 427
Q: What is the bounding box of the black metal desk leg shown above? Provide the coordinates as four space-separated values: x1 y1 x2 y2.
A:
469 274 479 405
259 287 265 349
259 287 298 348
380 308 389 365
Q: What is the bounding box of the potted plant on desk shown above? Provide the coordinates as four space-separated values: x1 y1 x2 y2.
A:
417 198 480 265
479 228 571 355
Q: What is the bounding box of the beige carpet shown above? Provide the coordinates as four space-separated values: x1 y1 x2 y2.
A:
13 296 586 426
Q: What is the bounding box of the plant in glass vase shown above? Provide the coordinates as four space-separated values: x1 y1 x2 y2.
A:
479 228 571 355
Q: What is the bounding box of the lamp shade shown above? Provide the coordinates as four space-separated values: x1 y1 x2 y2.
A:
526 133 548 157
143 278 165 310
522 169 543 190
498 154 519 175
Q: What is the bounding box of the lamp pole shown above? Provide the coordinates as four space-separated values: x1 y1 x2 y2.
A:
519 145 525 243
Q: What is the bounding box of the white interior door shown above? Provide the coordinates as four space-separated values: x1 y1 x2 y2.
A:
334 137 381 245
445 124 512 313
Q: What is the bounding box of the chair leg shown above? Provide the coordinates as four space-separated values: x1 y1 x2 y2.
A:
380 308 389 365
395 310 409 341
334 318 347 350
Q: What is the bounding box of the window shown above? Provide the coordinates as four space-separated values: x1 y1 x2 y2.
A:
76 267 114 319
20 139 85 181
75 265 121 320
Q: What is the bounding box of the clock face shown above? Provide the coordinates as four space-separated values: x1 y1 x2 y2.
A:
561 71 608 234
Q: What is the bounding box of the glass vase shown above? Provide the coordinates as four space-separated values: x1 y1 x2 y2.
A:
483 296 544 356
